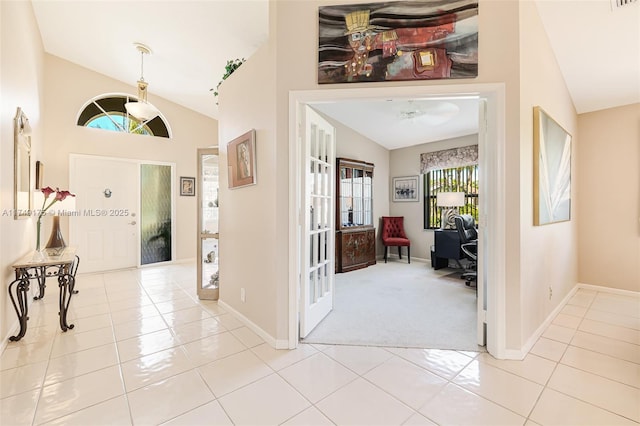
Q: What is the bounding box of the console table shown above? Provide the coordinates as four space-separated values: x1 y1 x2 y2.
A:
8 247 79 341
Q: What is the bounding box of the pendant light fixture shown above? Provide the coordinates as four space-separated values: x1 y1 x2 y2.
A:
125 43 159 122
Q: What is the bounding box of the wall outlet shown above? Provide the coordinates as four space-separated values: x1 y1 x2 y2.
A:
240 288 246 302
548 286 553 300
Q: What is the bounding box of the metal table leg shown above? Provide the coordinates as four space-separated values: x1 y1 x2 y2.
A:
58 272 75 332
33 266 47 300
8 275 30 341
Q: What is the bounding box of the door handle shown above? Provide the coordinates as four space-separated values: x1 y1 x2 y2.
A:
128 221 137 225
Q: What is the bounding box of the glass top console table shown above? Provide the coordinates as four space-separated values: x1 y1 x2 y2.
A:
8 247 79 341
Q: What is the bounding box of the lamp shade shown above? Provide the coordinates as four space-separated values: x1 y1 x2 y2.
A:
125 100 158 122
436 191 465 207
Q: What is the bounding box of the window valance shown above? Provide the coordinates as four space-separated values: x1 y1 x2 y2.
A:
420 145 478 174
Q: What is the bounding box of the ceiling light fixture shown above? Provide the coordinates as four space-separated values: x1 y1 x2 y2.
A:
398 100 427 120
124 43 159 122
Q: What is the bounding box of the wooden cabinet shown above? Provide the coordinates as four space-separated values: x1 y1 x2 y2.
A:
335 157 376 273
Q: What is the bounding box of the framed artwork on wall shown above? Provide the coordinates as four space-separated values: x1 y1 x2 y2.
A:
533 106 572 225
318 1 479 84
180 176 196 196
35 161 44 190
227 129 256 189
392 176 419 202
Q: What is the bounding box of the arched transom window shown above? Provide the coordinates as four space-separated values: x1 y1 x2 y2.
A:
77 94 171 138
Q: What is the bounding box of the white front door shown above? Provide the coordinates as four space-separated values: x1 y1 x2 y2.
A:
70 155 139 273
299 106 336 338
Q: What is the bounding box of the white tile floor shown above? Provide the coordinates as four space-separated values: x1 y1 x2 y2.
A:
1 263 639 425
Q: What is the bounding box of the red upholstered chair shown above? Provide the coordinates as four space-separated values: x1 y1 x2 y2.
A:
381 216 411 263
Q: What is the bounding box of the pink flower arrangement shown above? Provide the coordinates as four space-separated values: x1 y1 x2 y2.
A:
36 187 75 251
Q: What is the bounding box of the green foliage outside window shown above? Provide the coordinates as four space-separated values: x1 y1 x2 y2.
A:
424 165 479 229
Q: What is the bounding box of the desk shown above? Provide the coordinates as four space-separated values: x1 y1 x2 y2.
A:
8 247 79 341
433 229 463 270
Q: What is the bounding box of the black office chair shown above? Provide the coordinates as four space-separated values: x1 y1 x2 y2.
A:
454 214 477 287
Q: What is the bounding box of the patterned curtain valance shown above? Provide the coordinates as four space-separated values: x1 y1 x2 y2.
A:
420 145 478 174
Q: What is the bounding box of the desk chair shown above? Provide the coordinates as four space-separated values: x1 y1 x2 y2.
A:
453 214 477 287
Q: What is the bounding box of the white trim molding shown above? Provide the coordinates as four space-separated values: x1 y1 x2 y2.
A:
289 83 509 358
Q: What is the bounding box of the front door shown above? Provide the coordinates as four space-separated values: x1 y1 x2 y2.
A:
299 106 336 338
70 155 139 273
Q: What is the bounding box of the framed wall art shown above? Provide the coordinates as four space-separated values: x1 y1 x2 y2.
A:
533 106 572 225
180 176 195 196
35 160 44 190
227 129 256 189
318 1 479 84
392 176 419 202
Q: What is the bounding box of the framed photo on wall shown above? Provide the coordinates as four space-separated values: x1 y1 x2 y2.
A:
35 160 43 190
180 176 195 196
227 129 256 189
533 106 572 225
392 176 419 202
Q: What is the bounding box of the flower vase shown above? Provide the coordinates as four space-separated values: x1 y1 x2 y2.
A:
32 217 45 262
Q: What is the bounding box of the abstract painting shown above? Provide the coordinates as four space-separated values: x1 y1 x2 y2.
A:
318 0 478 84
533 107 572 225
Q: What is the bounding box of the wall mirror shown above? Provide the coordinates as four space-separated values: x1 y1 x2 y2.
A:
14 107 32 219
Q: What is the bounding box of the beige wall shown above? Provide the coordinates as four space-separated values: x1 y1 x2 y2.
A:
220 0 534 349
323 110 390 257
276 0 527 350
217 38 280 339
577 103 640 292
389 134 478 261
0 2 217 342
42 55 217 262
518 1 579 345
220 0 577 352
0 0 46 342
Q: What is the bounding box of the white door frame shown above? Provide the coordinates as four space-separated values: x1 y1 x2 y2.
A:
69 154 177 271
288 83 507 358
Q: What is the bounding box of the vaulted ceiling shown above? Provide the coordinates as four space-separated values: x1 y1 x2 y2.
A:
31 0 639 149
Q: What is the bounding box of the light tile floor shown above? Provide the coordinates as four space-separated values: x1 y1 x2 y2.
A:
1 263 639 425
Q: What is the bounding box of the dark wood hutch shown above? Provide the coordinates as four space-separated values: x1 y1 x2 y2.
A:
335 157 376 272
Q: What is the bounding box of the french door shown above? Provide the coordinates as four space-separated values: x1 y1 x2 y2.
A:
299 106 336 338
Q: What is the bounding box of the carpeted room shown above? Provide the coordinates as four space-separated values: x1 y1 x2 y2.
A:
303 260 480 352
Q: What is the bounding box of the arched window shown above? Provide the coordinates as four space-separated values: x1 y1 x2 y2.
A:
76 94 171 138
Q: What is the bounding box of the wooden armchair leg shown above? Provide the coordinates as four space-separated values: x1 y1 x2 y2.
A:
384 246 388 263
398 246 402 259
408 246 411 264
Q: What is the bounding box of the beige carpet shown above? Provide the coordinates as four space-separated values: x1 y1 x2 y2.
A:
303 260 482 351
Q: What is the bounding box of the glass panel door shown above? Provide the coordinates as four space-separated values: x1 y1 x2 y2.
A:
140 164 173 265
197 148 219 300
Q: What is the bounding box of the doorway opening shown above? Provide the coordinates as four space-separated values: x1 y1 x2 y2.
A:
70 154 176 273
288 83 507 357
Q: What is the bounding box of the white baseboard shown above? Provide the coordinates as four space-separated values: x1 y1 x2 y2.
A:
376 254 429 263
517 283 640 360
516 285 580 360
577 283 640 297
218 299 289 349
1 317 21 355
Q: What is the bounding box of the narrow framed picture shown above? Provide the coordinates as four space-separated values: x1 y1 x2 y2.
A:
533 106 572 225
180 176 195 196
227 129 256 189
35 160 44 190
392 176 419 202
